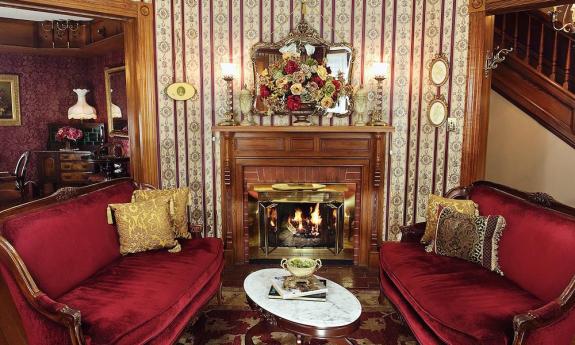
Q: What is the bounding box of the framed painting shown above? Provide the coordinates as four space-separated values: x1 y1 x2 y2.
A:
0 74 21 126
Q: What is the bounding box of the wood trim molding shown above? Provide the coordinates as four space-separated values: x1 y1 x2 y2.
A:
0 0 160 187
124 3 160 186
485 0 573 14
0 0 139 19
460 11 493 186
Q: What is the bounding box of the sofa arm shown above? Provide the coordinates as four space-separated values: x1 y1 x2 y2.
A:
0 237 85 345
399 222 426 243
513 275 575 345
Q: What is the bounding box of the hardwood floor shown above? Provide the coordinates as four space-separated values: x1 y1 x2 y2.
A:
222 264 380 289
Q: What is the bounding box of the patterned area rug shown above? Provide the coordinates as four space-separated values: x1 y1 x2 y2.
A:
177 287 418 345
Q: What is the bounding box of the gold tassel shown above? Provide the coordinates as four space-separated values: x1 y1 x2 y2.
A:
107 206 114 225
169 198 175 216
188 192 192 207
168 241 181 253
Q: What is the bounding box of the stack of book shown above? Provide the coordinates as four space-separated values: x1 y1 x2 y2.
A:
268 275 328 302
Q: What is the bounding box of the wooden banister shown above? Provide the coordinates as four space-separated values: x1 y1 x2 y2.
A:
564 42 571 89
493 10 575 150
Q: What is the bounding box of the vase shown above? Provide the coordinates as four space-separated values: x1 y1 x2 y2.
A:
68 89 97 120
239 86 256 126
291 102 316 126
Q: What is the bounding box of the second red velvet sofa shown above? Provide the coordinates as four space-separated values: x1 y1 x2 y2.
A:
380 181 575 345
0 179 224 345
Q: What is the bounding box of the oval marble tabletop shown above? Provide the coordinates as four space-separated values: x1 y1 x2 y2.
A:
243 268 362 328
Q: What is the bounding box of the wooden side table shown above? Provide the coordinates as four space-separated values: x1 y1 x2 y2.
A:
243 268 361 345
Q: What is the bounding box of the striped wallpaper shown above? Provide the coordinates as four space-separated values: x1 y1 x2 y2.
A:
153 0 470 240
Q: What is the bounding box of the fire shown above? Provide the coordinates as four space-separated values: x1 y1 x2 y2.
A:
310 203 322 227
286 204 322 237
310 203 322 237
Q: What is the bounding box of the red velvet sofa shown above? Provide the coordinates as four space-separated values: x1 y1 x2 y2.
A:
0 179 224 345
380 181 575 345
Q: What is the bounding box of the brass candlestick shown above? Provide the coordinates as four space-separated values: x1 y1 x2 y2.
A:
218 75 238 126
368 75 387 126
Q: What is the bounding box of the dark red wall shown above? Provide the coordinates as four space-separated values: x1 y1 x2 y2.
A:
0 50 126 180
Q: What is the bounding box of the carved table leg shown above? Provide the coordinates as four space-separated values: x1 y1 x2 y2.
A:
245 319 271 345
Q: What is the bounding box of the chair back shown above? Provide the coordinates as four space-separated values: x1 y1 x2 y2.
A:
13 151 30 191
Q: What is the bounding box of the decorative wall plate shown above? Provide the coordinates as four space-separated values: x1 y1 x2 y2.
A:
430 54 449 87
166 82 196 101
427 96 448 127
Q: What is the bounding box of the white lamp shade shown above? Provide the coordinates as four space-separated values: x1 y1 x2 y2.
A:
220 62 236 79
372 62 390 79
111 103 122 118
68 89 97 120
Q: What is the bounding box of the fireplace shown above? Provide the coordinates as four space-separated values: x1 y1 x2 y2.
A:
248 184 354 261
214 126 393 267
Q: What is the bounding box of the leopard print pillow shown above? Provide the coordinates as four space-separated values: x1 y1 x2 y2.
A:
434 207 506 275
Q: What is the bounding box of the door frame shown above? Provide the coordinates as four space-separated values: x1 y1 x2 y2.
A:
461 0 573 185
0 0 160 186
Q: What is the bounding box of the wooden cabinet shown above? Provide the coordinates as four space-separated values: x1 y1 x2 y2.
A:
36 151 94 195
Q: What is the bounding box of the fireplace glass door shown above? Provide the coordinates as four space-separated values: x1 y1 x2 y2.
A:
249 185 353 261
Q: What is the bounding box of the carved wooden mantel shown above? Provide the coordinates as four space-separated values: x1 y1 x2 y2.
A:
213 125 394 267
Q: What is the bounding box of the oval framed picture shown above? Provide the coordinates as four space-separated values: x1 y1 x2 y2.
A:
166 82 196 101
427 96 448 127
429 54 449 87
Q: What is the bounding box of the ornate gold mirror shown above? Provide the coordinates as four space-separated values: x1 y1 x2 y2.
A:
104 66 128 137
251 1 355 125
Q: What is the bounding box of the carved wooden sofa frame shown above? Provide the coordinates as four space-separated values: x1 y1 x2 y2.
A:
397 181 575 345
0 178 220 345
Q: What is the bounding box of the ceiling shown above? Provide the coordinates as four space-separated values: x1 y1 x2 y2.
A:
0 7 92 21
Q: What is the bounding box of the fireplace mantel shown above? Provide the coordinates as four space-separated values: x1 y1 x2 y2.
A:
213 125 394 133
214 125 394 267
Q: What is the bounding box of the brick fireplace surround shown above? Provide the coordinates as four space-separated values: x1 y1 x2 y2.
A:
213 126 394 267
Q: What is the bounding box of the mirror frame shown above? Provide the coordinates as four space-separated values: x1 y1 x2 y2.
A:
104 65 128 138
250 19 356 118
429 53 450 87
427 95 449 127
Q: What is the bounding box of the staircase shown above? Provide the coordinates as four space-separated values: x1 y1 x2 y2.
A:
492 10 575 149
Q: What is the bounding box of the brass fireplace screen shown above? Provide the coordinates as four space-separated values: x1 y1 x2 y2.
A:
247 184 355 261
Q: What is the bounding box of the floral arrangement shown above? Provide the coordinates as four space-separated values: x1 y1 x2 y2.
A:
55 126 83 142
258 52 352 115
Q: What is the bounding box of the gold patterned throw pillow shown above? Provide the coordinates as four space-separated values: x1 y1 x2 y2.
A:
434 207 506 275
132 188 191 239
422 194 479 244
109 197 181 255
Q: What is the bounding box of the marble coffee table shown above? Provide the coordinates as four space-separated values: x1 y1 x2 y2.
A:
243 268 362 345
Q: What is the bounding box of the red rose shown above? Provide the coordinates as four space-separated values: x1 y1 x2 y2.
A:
332 79 342 91
286 95 301 111
311 76 325 87
284 60 299 74
260 85 271 98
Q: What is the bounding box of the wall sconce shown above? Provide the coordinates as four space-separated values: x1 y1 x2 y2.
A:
369 62 389 126
219 62 238 126
484 47 513 78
